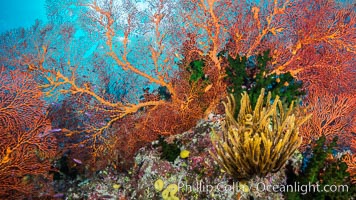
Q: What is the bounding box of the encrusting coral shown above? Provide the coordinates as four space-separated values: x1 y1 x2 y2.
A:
211 88 311 180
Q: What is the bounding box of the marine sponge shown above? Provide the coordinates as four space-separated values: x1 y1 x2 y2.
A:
161 184 179 200
154 179 164 192
180 150 190 159
210 88 310 180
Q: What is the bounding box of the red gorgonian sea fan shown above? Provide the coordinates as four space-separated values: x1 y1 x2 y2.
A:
298 89 356 151
0 68 57 199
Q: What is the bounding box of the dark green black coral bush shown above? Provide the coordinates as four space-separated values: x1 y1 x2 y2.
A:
285 136 356 200
223 50 304 115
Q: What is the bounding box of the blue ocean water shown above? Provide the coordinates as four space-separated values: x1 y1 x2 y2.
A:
0 0 47 33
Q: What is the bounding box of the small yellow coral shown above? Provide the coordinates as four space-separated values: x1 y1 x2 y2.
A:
162 189 170 199
239 182 249 193
166 184 178 195
113 184 120 189
161 183 179 199
154 179 165 192
180 150 190 159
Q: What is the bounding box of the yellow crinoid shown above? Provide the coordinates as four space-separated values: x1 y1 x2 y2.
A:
210 88 310 180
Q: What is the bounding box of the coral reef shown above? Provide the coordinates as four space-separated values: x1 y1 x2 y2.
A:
59 115 294 200
0 0 354 198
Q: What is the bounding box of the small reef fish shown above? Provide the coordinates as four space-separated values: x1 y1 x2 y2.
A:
84 112 92 117
100 195 114 199
38 127 60 138
49 128 62 132
53 193 64 198
38 128 72 138
73 158 83 164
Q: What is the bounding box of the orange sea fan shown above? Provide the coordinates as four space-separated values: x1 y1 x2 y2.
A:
299 90 356 151
0 68 43 130
351 138 356 153
0 69 57 198
342 153 356 183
